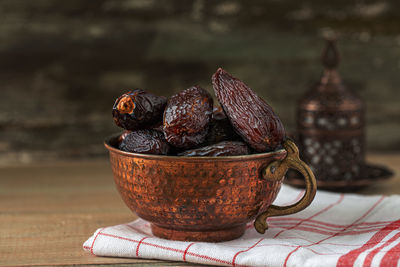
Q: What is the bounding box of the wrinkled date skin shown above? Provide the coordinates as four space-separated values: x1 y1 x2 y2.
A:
113 89 167 130
212 68 286 152
206 107 241 145
163 86 213 148
178 141 250 157
117 130 131 144
119 130 170 155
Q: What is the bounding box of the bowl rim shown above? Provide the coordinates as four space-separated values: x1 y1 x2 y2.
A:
104 133 287 161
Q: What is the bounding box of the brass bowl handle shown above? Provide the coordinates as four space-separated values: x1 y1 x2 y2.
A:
254 139 317 234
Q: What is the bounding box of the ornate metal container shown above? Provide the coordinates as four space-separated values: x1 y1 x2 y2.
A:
297 39 365 182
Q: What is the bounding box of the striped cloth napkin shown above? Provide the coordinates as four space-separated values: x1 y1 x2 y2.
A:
83 185 400 267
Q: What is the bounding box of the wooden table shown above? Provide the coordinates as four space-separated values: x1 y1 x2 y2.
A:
1 154 399 266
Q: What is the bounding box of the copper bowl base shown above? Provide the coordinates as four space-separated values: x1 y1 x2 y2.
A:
151 224 246 242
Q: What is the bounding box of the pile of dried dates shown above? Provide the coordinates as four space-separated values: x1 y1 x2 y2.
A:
112 68 286 157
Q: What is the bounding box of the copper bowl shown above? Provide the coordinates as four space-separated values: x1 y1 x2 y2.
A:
105 134 317 242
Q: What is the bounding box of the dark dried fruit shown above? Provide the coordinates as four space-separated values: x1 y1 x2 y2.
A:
118 130 131 144
212 68 285 152
205 108 241 145
178 141 250 157
151 121 164 132
119 130 170 155
163 86 213 148
212 106 227 120
113 89 167 130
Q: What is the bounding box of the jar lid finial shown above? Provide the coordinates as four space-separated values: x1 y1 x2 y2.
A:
322 38 340 70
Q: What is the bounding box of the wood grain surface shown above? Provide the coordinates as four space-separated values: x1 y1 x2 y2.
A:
0 154 399 266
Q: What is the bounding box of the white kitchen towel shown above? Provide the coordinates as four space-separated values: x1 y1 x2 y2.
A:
83 185 400 267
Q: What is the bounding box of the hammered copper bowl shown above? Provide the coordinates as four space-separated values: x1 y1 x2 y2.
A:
105 134 317 242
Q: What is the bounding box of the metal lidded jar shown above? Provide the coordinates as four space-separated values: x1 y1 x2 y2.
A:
296 39 365 182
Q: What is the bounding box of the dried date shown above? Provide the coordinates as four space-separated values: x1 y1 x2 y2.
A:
205 108 241 144
178 141 250 157
163 86 213 148
151 121 164 132
119 130 170 155
212 106 226 120
212 68 285 152
117 130 131 144
113 89 167 130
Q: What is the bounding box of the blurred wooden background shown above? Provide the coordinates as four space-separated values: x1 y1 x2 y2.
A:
1 0 399 165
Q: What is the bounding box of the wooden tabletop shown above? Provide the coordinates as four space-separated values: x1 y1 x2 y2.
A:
1 154 399 266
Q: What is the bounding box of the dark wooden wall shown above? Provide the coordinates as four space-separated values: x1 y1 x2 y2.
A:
1 0 399 164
